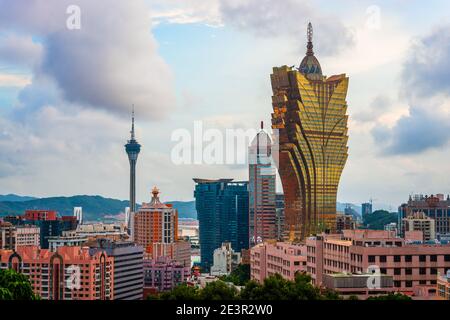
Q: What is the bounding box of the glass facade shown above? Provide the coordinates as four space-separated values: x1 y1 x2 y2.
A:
270 24 349 241
193 179 249 271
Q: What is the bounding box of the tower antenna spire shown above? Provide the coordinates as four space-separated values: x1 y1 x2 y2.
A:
306 22 314 56
131 104 135 140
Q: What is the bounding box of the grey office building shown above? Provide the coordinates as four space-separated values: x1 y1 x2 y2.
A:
90 239 144 300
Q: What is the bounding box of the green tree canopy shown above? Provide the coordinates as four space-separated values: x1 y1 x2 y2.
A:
0 269 38 300
239 272 340 300
219 264 250 286
199 281 238 300
157 283 200 300
362 210 398 230
367 293 412 300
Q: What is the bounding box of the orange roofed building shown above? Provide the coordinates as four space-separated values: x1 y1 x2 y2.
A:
133 188 190 266
0 245 114 300
133 187 178 247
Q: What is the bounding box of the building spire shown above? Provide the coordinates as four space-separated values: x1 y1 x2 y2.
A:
306 22 314 56
131 104 135 140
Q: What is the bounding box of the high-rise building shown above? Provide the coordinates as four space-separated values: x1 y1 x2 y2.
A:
249 122 277 246
133 187 190 267
89 239 144 300
275 193 285 240
125 106 141 233
336 213 356 233
210 242 241 276
306 230 450 293
5 213 78 249
270 23 349 241
73 207 83 224
362 202 373 215
0 223 40 250
0 246 114 300
250 241 307 283
24 210 57 221
133 187 178 248
48 231 88 251
402 211 436 241
399 194 450 238
193 179 249 271
143 256 190 294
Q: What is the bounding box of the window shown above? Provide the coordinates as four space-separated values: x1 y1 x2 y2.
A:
380 256 387 263
405 268 412 275
445 255 450 262
430 255 437 262
419 280 426 285
405 255 412 262
380 268 387 275
394 255 401 262
368 255 376 263
419 255 426 262
394 268 401 275
394 281 401 288
431 268 438 275
405 281 413 288
419 268 427 275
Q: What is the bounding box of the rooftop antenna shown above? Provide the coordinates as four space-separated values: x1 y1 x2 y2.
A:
306 22 314 56
131 104 135 140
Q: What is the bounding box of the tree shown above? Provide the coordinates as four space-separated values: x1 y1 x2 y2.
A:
0 269 38 300
157 284 200 300
219 264 250 286
362 210 398 230
239 273 339 300
367 293 412 300
199 281 238 300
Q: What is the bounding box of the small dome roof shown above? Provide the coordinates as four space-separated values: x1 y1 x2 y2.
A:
298 22 323 81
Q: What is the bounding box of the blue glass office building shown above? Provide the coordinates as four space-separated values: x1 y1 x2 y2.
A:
193 179 249 271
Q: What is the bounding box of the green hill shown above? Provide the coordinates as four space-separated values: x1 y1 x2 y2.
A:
167 201 196 219
362 210 398 230
0 195 197 221
0 195 129 221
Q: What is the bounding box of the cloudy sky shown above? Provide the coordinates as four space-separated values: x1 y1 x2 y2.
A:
0 0 449 210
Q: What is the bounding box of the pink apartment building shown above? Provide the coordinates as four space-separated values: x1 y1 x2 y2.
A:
143 256 190 293
306 230 450 296
0 245 114 300
250 241 307 283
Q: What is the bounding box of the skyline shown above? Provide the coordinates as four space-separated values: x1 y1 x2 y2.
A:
1 0 450 209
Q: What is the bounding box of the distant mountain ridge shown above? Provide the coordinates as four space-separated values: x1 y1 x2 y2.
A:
0 194 196 221
0 194 38 202
0 194 366 222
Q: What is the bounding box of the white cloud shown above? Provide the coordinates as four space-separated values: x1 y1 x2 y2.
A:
0 74 31 87
0 0 175 119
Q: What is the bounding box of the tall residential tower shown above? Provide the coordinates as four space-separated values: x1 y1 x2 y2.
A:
249 122 277 246
271 23 349 241
125 107 141 233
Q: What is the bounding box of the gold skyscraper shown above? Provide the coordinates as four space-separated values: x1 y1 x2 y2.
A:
271 23 349 241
